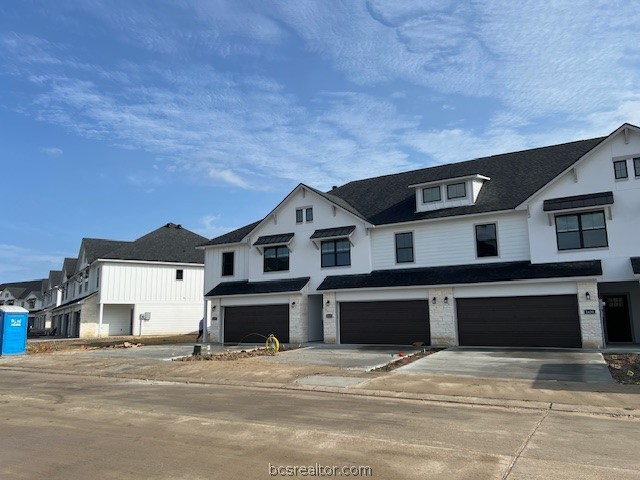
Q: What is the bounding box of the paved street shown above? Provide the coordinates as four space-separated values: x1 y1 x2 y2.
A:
0 370 639 479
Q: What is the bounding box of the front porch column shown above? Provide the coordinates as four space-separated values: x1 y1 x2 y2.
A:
98 303 104 338
289 288 309 344
322 292 337 344
577 280 604 348
429 287 457 346
207 298 222 343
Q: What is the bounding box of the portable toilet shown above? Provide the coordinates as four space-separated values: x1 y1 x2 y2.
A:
0 306 29 355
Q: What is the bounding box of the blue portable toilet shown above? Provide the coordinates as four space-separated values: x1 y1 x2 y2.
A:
0 306 29 355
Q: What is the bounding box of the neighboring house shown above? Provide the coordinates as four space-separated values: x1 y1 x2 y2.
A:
0 279 47 328
50 223 206 338
202 123 640 349
40 270 63 330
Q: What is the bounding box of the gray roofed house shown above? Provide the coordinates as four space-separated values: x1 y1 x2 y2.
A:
201 123 640 350
62 258 78 278
80 238 132 267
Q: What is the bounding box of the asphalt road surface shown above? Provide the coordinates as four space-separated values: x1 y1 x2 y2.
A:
0 370 638 479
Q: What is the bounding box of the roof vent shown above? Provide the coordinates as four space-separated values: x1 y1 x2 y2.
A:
332 186 337 190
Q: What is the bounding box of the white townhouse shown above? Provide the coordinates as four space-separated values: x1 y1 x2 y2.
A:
48 223 207 338
0 279 46 328
39 270 63 330
202 123 640 349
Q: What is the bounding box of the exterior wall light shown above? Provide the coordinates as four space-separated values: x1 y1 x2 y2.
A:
291 301 296 308
444 296 449 305
326 300 331 306
431 297 437 305
585 291 591 300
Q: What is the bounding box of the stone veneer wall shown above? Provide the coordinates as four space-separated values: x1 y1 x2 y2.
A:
289 287 309 344
577 280 604 348
428 287 457 346
322 292 337 343
207 298 222 343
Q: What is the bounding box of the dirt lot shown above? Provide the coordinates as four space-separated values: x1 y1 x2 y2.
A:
603 353 640 384
370 348 442 372
26 334 197 354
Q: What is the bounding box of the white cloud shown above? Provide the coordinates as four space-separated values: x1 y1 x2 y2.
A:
191 214 238 239
0 244 66 281
40 146 63 156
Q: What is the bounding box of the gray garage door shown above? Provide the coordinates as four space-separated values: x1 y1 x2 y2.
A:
457 295 582 348
224 304 289 343
339 300 430 345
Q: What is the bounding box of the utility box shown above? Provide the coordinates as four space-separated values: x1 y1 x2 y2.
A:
0 306 29 356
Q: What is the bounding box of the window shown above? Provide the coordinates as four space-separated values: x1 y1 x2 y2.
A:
555 211 608 250
475 223 498 257
296 208 303 223
176 269 184 280
96 268 100 289
395 232 414 263
28 299 35 309
305 207 313 222
321 239 351 267
264 246 289 272
222 251 234 276
614 160 628 179
422 186 441 203
634 157 640 176
447 182 466 199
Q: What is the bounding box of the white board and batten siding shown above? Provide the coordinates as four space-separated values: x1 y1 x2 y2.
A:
100 262 204 335
527 129 640 282
100 263 203 303
370 211 530 270
204 245 250 294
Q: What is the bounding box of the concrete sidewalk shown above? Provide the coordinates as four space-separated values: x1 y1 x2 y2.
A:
2 348 639 417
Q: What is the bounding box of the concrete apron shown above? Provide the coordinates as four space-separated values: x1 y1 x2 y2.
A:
396 348 614 383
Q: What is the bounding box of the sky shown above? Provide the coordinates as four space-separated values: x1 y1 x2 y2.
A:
1 0 640 283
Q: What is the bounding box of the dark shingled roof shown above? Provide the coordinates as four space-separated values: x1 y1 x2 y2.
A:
327 137 605 225
543 191 614 212
101 223 207 264
205 136 606 246
632 257 640 275
0 279 48 299
310 226 356 239
62 258 78 278
318 260 602 290
206 277 310 297
52 292 97 311
82 238 132 266
253 233 294 246
47 270 63 288
202 220 262 246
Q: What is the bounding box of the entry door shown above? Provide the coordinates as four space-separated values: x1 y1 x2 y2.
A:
604 295 633 343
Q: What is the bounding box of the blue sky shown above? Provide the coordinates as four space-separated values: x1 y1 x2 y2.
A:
1 0 639 283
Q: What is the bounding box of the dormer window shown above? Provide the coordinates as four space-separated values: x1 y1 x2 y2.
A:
422 186 441 203
447 182 466 199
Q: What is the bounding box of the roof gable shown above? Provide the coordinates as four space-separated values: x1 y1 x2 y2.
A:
101 223 207 264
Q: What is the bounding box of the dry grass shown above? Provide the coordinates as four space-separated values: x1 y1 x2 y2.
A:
26 334 198 354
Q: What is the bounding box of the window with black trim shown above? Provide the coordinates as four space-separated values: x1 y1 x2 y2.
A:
222 251 234 276
295 209 303 223
422 186 441 203
614 160 628 179
264 246 289 272
305 207 313 222
475 223 498 257
321 239 350 267
447 182 466 199
555 211 608 250
395 232 414 263
176 269 184 280
634 157 640 176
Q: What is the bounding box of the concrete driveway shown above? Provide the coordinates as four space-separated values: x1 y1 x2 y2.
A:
397 348 614 383
264 344 419 371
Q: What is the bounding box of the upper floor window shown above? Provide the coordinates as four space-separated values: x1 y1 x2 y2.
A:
222 251 234 276
614 160 628 179
176 269 184 280
27 299 35 309
447 182 466 199
422 186 441 203
475 223 498 257
395 232 414 263
296 207 313 223
555 211 608 251
634 157 640 176
264 246 289 272
321 239 350 267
